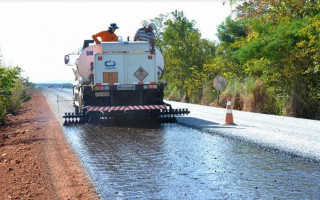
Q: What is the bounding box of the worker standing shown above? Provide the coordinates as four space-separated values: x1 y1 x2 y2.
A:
92 23 119 44
134 23 156 54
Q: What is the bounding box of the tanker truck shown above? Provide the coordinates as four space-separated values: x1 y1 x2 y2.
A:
63 40 189 125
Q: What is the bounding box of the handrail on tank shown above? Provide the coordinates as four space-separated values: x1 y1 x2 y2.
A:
83 40 94 49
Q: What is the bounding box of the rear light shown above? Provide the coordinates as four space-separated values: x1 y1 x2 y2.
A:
148 55 152 59
138 82 144 85
98 56 103 60
143 84 157 89
95 85 109 90
95 83 102 91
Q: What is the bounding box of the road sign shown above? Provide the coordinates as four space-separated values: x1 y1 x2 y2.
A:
213 75 228 91
213 75 228 105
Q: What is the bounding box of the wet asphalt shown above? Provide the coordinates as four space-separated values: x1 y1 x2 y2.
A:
42 88 320 199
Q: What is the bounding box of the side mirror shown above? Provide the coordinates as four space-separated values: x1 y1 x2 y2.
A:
64 55 70 65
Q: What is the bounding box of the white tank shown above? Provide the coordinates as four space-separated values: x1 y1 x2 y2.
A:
155 48 164 78
76 43 165 82
77 44 101 82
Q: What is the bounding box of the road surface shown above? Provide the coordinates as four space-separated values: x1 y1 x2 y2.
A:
168 100 320 162
41 87 320 199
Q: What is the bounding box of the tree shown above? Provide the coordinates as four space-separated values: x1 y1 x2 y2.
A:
217 16 248 44
161 11 215 102
213 0 320 118
0 66 21 124
142 13 169 53
235 0 320 21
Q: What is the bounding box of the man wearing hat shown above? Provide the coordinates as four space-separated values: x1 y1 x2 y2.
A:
92 23 119 44
134 23 156 54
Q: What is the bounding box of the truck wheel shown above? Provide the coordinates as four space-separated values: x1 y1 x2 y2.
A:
159 90 164 100
88 112 101 123
79 88 84 113
75 105 79 114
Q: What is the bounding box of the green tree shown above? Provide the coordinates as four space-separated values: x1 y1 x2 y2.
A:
217 16 248 44
235 0 320 21
161 11 215 102
0 47 34 124
213 0 320 118
0 66 21 124
142 13 169 53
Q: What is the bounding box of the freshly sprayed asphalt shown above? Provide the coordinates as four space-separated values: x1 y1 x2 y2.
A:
42 88 320 199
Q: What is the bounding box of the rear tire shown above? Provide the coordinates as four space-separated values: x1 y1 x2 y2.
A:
88 112 101 123
75 105 79 114
78 87 84 113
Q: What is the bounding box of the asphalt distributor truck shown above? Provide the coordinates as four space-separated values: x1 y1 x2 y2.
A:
63 40 189 125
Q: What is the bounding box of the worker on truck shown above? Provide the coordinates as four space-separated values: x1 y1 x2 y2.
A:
92 23 119 44
134 23 156 54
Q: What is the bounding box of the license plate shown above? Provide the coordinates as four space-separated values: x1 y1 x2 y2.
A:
117 85 135 90
103 72 118 83
95 92 110 97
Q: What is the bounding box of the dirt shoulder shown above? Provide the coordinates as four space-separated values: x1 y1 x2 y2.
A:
0 89 99 200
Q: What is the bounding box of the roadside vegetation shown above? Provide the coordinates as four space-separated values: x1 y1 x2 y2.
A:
146 0 320 120
0 58 34 125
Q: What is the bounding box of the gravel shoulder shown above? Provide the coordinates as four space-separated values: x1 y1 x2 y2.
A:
0 89 99 200
168 100 320 162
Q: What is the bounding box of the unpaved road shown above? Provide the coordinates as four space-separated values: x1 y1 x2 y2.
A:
0 89 98 200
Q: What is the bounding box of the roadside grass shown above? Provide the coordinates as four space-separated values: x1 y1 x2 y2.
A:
8 78 32 114
221 77 279 114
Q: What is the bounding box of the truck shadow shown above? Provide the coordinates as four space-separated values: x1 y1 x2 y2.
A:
64 116 244 130
175 117 241 129
87 119 166 129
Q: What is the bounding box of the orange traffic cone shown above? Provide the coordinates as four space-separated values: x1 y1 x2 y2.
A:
221 96 236 126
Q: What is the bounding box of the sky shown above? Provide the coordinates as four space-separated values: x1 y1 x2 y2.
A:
0 0 232 83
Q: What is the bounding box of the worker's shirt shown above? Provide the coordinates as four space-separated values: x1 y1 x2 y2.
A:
92 31 118 43
135 28 155 42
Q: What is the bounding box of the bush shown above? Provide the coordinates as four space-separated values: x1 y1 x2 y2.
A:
223 77 278 114
164 84 184 101
0 65 32 125
201 81 216 106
